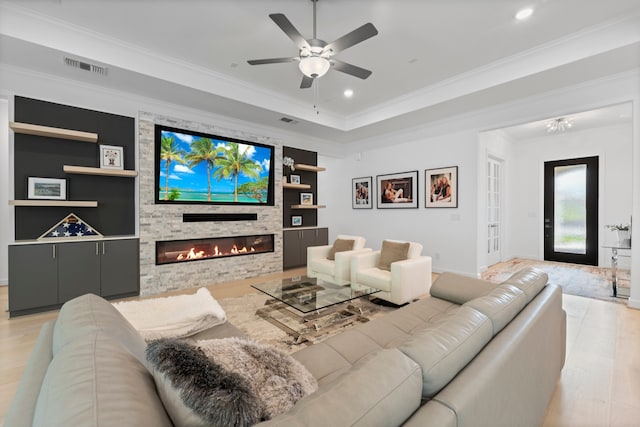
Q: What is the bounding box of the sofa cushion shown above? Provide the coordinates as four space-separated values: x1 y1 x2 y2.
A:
464 284 527 335
355 267 392 291
377 240 410 271
501 267 548 303
399 306 493 398
52 293 148 363
33 331 172 427
430 272 499 304
308 257 335 275
146 338 317 426
260 349 423 427
327 238 355 260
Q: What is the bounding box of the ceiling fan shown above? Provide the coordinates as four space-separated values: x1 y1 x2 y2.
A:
247 0 378 89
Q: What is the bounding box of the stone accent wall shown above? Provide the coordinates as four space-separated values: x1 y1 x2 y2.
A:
139 111 283 296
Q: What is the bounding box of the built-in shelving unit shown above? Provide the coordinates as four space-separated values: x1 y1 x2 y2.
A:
9 200 98 207
294 163 326 172
63 165 138 177
291 204 326 209
10 122 98 143
283 183 311 190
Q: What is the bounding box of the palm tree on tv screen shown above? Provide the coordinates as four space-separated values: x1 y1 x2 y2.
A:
160 135 187 200
185 138 220 202
214 142 262 202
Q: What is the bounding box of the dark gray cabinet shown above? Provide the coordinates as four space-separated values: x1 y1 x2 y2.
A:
58 241 101 302
8 244 58 312
8 238 139 317
283 228 328 269
100 239 140 297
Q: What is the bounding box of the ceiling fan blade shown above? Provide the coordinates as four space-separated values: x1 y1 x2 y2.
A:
269 13 310 50
247 57 298 65
300 75 314 89
324 23 378 54
331 60 372 79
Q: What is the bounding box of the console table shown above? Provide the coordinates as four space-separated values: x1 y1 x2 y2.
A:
603 242 631 298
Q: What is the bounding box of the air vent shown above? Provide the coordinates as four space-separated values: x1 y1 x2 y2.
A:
279 117 298 124
63 57 108 75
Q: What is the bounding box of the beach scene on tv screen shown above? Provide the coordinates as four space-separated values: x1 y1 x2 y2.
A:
158 129 272 203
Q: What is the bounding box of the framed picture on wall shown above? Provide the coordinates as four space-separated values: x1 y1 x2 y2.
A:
27 177 67 200
291 215 302 227
376 171 418 209
99 144 124 169
425 166 458 208
290 174 301 184
352 176 373 209
300 192 314 205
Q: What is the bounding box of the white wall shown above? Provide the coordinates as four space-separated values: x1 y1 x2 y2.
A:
319 130 480 277
506 123 633 267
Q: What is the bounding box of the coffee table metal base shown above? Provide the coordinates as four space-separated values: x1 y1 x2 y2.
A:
255 297 373 345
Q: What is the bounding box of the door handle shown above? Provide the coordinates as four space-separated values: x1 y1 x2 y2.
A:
544 225 552 229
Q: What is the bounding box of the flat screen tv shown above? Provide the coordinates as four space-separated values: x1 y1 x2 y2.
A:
155 125 275 205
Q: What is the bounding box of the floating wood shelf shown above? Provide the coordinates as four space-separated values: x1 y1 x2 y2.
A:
293 164 326 172
283 183 311 189
63 165 138 177
9 200 98 207
10 122 98 143
291 204 326 209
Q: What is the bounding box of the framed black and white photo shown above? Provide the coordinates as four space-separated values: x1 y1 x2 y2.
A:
291 215 302 227
290 174 301 184
300 192 314 205
352 176 372 209
99 144 124 169
425 166 458 208
377 171 418 209
28 177 66 200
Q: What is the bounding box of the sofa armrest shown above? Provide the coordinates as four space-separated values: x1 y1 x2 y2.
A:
430 272 499 305
4 320 55 427
390 256 432 302
307 244 332 261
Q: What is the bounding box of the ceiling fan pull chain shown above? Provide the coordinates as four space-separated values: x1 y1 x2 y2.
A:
314 79 320 115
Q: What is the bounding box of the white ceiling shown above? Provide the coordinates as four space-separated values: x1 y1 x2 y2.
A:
1 0 639 144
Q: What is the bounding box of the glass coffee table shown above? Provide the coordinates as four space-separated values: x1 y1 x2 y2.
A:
251 276 379 344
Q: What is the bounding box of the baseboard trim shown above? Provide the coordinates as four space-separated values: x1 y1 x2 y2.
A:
627 298 640 310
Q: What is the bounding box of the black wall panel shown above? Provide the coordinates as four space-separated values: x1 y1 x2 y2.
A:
13 96 136 240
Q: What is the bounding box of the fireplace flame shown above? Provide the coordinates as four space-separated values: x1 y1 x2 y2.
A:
174 245 258 261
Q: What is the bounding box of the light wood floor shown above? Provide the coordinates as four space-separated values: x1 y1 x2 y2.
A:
1 268 639 426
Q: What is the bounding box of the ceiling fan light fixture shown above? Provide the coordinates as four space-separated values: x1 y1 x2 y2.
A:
298 56 330 78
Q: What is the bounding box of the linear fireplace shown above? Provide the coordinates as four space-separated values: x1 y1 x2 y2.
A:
156 234 274 265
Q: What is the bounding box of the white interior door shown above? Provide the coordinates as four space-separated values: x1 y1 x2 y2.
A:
487 156 503 266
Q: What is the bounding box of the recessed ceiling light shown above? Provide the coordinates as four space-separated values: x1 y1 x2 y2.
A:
515 7 534 20
343 89 354 98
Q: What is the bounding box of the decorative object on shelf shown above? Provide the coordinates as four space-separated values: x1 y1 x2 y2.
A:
37 213 103 240
99 144 124 169
283 156 295 171
292 215 302 227
606 223 631 246
27 177 67 200
376 171 418 209
352 176 372 209
425 166 458 208
290 174 301 184
300 192 314 205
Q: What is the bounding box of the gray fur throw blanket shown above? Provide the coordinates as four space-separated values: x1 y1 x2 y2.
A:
146 337 318 427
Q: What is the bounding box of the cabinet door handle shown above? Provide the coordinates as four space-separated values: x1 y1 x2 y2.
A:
96 242 99 255
102 242 105 255
52 245 56 259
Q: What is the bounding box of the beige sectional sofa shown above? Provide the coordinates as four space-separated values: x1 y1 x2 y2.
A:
5 267 565 427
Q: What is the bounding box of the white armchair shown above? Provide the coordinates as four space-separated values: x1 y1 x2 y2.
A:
350 240 432 305
307 235 371 285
